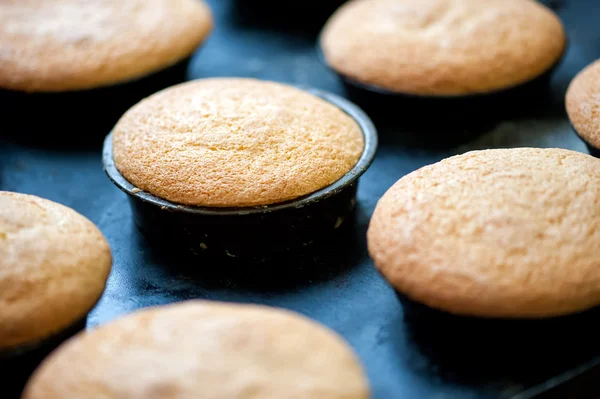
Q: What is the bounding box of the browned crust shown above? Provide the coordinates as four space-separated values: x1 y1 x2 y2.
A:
0 192 112 350
368 148 600 318
23 301 370 399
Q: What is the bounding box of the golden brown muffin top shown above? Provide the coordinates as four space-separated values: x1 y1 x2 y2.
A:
368 148 600 318
112 78 365 207
566 59 600 148
0 192 111 351
24 301 370 399
0 0 213 92
321 0 566 96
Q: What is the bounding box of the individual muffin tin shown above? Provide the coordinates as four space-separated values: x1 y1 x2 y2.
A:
396 289 600 393
103 88 377 263
0 57 191 142
399 288 600 399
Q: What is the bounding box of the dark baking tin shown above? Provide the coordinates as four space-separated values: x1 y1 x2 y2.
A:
396 289 600 399
0 316 88 396
316 42 567 127
572 125 600 157
0 56 191 143
103 88 377 263
396 288 600 358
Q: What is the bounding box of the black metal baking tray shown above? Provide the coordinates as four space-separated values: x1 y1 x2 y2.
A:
1 0 599 397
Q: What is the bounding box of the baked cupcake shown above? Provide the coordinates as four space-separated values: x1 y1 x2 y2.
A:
368 148 600 319
23 301 370 399
0 0 213 137
566 60 600 157
104 78 377 260
0 192 111 394
319 0 566 117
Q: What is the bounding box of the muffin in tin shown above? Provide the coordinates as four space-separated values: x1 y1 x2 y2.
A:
566 59 600 157
368 148 600 320
0 192 112 394
104 78 377 261
0 0 213 137
23 301 370 399
319 0 566 119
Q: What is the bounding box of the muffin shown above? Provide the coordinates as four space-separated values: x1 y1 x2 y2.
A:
105 78 376 260
112 78 363 207
320 0 566 97
0 0 213 136
566 60 600 157
368 148 600 319
0 0 212 92
0 192 111 391
23 301 370 399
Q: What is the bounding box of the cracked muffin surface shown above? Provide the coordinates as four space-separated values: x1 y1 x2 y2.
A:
566 59 600 148
368 148 600 318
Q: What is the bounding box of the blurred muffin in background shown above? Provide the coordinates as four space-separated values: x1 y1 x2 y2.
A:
111 77 364 208
320 0 566 96
23 301 370 399
0 0 213 137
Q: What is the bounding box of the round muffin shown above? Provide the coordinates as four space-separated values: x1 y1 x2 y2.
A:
23 301 370 399
0 0 213 92
0 192 112 352
320 0 566 96
566 59 600 149
112 78 365 207
368 148 600 318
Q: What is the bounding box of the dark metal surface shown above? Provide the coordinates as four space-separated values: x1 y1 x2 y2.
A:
1 0 599 397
